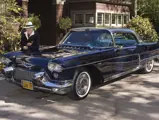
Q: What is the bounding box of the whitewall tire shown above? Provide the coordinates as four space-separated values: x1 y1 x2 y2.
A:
68 68 92 100
142 59 154 73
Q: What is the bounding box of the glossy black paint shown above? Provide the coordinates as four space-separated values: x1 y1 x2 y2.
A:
3 28 159 84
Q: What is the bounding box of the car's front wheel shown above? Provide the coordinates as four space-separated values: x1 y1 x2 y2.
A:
142 59 154 73
68 68 92 100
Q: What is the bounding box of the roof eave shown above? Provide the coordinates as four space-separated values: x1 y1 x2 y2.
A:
68 0 132 5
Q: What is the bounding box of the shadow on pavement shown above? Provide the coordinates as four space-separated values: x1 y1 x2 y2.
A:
0 66 159 120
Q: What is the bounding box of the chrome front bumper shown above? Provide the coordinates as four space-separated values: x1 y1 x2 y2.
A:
2 67 73 95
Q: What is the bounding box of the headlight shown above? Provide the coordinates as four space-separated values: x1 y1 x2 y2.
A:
48 62 63 72
0 56 12 65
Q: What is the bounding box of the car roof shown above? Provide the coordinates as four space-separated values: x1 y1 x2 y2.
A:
71 27 135 34
107 28 135 33
71 27 104 31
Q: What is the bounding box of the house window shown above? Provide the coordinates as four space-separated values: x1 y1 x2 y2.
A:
105 13 110 25
85 14 94 24
118 14 122 25
112 14 116 25
75 14 84 24
123 15 129 24
97 13 104 25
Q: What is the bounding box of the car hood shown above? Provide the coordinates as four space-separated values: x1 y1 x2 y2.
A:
14 48 92 68
41 49 88 59
6 46 112 69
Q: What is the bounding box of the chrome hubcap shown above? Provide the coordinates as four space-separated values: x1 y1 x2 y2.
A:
76 72 91 98
146 60 154 72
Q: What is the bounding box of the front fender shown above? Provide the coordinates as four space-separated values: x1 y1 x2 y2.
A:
4 51 24 59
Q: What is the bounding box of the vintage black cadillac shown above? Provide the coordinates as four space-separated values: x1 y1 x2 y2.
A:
1 28 159 100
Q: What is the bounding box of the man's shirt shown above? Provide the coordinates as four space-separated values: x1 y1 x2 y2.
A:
20 31 40 53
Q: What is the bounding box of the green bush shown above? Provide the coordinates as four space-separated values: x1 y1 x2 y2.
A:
127 16 158 42
0 0 41 53
0 0 23 52
28 14 41 30
59 17 72 33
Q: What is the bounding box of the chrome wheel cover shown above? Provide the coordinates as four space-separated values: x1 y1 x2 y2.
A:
75 72 91 98
145 60 154 72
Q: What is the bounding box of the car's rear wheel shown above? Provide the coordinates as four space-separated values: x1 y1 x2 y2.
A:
142 59 154 73
68 68 92 100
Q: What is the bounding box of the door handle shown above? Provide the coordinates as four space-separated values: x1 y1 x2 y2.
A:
114 46 123 52
97 62 102 65
97 62 102 67
114 49 121 53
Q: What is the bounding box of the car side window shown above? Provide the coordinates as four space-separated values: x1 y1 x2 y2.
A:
92 32 113 47
63 30 113 48
113 32 138 47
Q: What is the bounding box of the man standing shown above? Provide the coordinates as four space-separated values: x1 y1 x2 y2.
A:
20 22 40 53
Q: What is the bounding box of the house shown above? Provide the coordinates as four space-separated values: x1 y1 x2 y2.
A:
17 0 133 45
69 0 132 28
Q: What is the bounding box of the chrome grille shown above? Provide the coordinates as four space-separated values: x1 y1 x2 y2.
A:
13 68 36 80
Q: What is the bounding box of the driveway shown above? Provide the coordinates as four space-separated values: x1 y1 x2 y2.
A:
0 64 159 120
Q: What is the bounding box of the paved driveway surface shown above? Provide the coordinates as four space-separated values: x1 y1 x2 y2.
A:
0 64 159 120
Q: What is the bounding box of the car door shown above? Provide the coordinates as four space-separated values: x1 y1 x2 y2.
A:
92 30 115 78
111 32 140 74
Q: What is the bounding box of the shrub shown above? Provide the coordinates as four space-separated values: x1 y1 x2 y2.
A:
0 0 24 52
28 14 41 30
59 17 72 33
127 16 158 42
0 0 41 53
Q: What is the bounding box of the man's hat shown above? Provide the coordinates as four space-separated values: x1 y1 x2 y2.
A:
24 22 34 29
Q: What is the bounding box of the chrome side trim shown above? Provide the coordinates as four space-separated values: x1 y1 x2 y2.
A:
104 66 140 82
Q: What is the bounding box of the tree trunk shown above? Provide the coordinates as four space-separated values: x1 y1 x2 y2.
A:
132 0 138 17
22 0 29 18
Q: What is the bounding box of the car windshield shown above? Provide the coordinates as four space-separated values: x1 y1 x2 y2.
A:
62 30 113 48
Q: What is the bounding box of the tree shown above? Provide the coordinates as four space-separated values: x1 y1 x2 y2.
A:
127 16 158 42
132 0 138 17
134 0 137 17
137 0 159 29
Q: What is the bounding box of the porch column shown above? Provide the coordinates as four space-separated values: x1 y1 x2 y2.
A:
22 0 29 18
